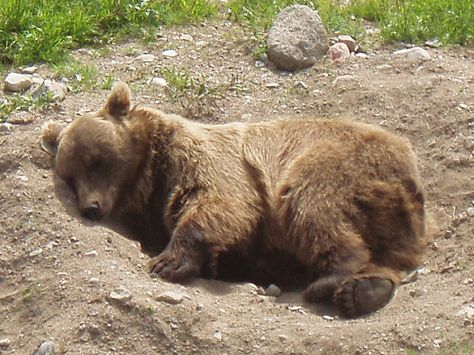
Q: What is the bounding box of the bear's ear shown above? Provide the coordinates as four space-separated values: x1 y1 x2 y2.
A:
41 121 65 156
103 81 131 119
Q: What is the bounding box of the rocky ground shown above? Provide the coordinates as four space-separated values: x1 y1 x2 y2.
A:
0 15 473 355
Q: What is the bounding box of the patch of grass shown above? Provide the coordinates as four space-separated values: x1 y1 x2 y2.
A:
53 61 98 92
1 91 53 122
161 66 224 118
0 0 217 66
378 0 473 45
439 340 474 355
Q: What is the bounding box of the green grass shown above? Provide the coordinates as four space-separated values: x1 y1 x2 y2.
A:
227 0 473 50
0 0 217 66
1 91 53 122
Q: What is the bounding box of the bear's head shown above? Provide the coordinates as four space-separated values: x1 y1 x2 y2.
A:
42 82 146 220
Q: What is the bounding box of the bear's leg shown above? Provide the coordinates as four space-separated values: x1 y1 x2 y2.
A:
303 265 401 318
149 200 258 283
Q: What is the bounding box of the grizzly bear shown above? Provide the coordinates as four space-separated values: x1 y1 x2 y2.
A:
42 82 427 318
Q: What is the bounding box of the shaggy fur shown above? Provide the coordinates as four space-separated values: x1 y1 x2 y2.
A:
42 82 427 317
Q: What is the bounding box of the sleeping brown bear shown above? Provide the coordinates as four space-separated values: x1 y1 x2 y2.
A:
42 82 427 318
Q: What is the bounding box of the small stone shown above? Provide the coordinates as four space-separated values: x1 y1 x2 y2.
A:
214 331 222 341
356 52 369 58
425 39 440 48
84 250 98 257
0 122 13 132
337 35 357 52
89 277 100 286
29 248 43 257
32 80 67 101
255 60 265 68
21 66 37 74
108 287 132 303
322 315 334 321
241 113 253 121
88 324 101 339
393 47 430 61
467 207 474 217
4 73 33 92
456 303 474 318
134 54 156 63
149 77 168 87
265 284 282 297
459 103 469 110
266 82 280 88
156 291 185 305
33 340 55 355
327 43 351 63
401 269 419 284
0 338 11 349
180 34 193 42
7 113 36 125
162 49 178 57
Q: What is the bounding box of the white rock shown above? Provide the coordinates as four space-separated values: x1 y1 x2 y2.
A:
89 277 100 286
214 331 222 341
149 77 168 87
109 287 132 303
467 207 474 217
328 43 350 63
0 122 13 132
33 340 55 355
135 54 156 63
162 49 178 57
180 34 193 42
29 248 43 257
0 338 11 349
156 291 186 304
4 73 33 92
456 303 474 318
84 250 98 257
265 284 282 297
266 82 280 88
393 47 430 61
322 315 334 321
32 80 67 101
22 66 38 74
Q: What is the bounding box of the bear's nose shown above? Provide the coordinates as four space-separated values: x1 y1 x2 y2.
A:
81 200 102 220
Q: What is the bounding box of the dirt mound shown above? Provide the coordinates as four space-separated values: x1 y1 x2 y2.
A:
0 19 473 354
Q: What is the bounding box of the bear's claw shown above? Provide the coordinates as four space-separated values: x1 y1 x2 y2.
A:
149 252 200 283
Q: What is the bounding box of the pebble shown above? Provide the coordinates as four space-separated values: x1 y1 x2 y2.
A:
456 303 474 318
33 340 55 355
327 43 351 63
149 77 168 87
393 47 430 61
264 284 282 297
162 49 178 57
156 291 186 305
88 277 100 286
0 338 11 349
0 122 13 132
266 82 280 88
21 66 38 74
108 287 132 303
322 315 334 321
4 73 33 92
134 54 156 63
214 331 222 341
84 250 98 257
29 248 43 257
180 34 193 42
467 207 474 217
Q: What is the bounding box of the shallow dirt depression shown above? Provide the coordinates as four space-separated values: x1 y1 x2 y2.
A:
0 18 473 355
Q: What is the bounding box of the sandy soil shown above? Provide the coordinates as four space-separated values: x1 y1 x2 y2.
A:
0 16 473 355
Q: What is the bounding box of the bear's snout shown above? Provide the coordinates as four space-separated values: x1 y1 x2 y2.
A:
80 200 103 220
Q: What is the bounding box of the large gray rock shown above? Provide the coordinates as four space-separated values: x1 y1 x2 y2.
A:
32 80 67 101
267 5 328 71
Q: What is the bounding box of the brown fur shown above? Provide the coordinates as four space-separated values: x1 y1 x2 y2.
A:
42 82 428 317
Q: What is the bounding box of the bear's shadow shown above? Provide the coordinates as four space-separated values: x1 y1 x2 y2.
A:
52 173 339 318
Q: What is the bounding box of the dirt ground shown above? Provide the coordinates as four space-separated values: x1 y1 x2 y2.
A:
0 15 473 355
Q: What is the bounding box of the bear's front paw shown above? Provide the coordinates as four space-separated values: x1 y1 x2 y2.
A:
148 250 200 283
